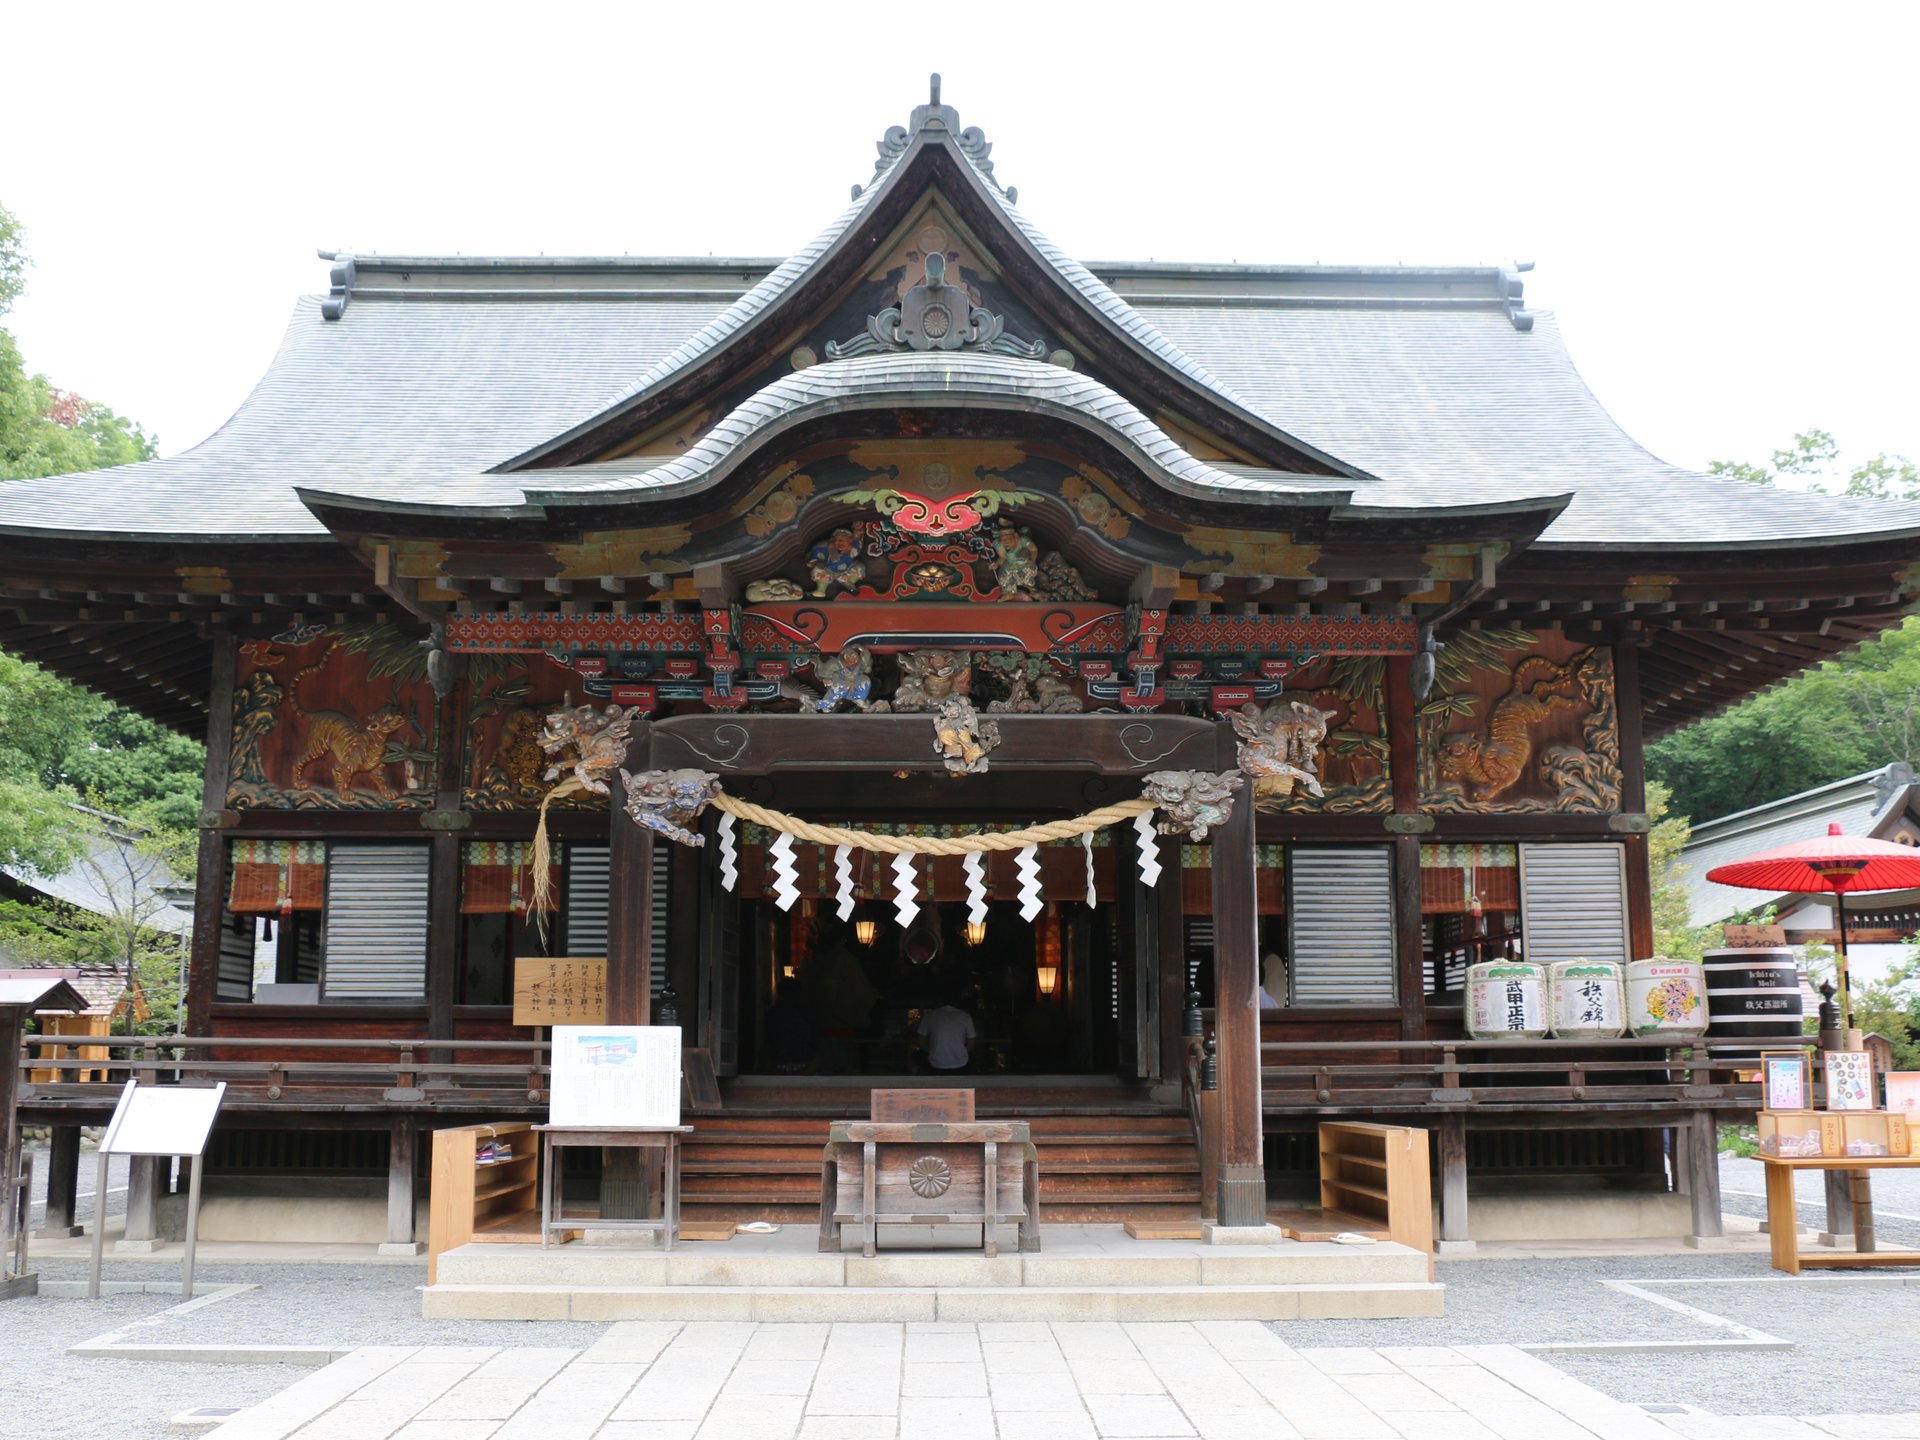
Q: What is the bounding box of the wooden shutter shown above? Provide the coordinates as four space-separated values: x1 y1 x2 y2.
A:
217 918 256 1002
562 843 610 956
321 846 430 1000
1288 847 1396 1005
1519 843 1628 965
649 855 670 998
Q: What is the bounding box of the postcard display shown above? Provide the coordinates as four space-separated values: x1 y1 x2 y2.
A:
1757 1049 1910 1159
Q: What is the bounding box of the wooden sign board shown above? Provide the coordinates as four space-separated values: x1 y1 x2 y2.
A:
870 1088 975 1122
1724 924 1786 948
514 958 607 1026
683 1047 722 1113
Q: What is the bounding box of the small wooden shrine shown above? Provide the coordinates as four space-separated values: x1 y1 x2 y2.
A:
7 79 1920 1244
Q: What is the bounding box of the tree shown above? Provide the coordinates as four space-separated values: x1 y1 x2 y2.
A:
0 200 157 480
1648 781 1715 963
1708 426 1919 502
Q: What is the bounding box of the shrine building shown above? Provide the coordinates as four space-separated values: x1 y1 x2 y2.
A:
8 81 1920 1250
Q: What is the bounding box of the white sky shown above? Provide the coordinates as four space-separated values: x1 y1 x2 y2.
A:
4 1 1916 479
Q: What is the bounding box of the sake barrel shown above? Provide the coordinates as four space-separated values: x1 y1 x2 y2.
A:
1548 959 1627 1039
1702 947 1804 1060
1466 961 1549 1039
1626 957 1709 1039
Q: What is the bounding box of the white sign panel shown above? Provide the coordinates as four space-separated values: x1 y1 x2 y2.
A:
548 1025 681 1129
100 1080 227 1158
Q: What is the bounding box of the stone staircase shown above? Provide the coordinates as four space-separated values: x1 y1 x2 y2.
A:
424 1224 1443 1322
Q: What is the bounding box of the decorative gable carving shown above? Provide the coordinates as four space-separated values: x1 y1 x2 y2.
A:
827 252 1045 361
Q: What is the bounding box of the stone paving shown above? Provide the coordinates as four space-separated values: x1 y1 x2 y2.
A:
201 1320 1920 1440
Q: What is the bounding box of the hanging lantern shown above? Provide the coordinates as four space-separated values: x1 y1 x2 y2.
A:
854 905 879 948
1035 904 1062 998
963 917 988 946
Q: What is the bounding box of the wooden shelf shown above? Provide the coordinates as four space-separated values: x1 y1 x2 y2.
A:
1317 1121 1433 1278
1327 1153 1387 1171
1321 1177 1390 1203
429 1120 539 1283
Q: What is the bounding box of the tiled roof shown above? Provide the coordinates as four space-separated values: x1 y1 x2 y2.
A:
1679 767 1913 925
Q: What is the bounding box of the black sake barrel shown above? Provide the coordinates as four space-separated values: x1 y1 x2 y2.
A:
1702 947 1804 1063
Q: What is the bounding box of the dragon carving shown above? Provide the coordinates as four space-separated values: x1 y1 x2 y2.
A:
1437 649 1596 803
1230 698 1332 805
1142 769 1244 842
539 702 636 797
619 768 722 847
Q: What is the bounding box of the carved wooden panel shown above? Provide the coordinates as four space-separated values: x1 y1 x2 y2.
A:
227 627 437 811
1258 654 1392 814
1417 629 1620 814
465 654 608 811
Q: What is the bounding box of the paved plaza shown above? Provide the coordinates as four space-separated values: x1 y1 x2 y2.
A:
197 1320 1918 1440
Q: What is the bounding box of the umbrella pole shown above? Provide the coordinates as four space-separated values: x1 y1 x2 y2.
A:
1835 890 1853 1034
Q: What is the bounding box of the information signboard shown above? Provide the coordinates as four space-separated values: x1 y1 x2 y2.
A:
548 1024 681 1128
513 958 608 1026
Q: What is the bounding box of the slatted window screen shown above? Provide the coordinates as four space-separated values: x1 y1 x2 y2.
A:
217 919 255 1002
649 856 670 997
564 844 611 956
1519 843 1628 965
321 846 430 1000
1288 847 1396 1005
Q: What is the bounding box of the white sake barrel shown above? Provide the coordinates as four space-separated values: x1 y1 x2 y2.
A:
1467 960 1549 1039
1626 957 1709 1038
1547 959 1627 1039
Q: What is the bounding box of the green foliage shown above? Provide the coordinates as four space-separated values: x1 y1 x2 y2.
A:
1648 781 1716 963
1718 1123 1760 1157
1801 944 1920 1071
0 202 157 481
1648 615 1920 822
1707 426 1919 502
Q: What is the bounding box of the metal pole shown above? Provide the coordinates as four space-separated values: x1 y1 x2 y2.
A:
181 1153 203 1297
86 1149 109 1301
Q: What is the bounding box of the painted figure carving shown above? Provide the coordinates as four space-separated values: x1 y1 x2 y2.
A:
1231 698 1332 803
983 654 1082 714
888 649 972 712
933 696 1001 775
539 702 636 797
1141 769 1244 842
1030 550 1096 601
619 768 722 847
288 648 411 800
745 577 805 602
486 708 548 798
806 528 864 596
804 644 877 712
1437 650 1594 803
991 520 1040 598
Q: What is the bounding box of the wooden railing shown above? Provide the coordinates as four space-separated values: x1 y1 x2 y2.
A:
1260 1036 1772 1111
18 1034 555 1107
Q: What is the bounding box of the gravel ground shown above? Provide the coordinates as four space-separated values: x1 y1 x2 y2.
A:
13 1146 1920 1434
24 1142 131 1226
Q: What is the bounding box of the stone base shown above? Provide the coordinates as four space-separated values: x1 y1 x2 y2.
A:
376 1242 424 1257
34 1224 83 1240
1202 1223 1290 1246
1683 1234 1733 1250
1434 1239 1479 1256
1818 1231 1852 1248
115 1238 164 1254
0 1272 38 1300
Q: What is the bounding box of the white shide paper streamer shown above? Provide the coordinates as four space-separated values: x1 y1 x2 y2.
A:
962 850 989 927
833 844 855 921
1015 844 1043 922
768 831 800 912
716 812 738 892
1083 831 1097 910
1133 809 1162 887
891 850 921 927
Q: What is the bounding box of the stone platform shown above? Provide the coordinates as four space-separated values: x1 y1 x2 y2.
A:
423 1223 1442 1322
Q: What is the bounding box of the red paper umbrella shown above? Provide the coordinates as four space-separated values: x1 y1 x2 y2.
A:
1706 822 1920 1029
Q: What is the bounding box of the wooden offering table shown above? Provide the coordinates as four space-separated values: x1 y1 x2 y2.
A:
820 1120 1040 1258
536 1125 692 1251
1760 1152 1920 1274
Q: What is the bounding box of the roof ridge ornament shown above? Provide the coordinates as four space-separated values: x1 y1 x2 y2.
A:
825 251 1046 361
854 74 1014 201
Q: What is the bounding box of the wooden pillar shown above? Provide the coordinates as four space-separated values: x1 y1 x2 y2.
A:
120 1155 162 1250
0 1010 19 1255
1615 643 1655 958
1686 1112 1723 1242
1210 740 1266 1228
1437 1114 1470 1244
39 1125 83 1237
605 719 655 1027
384 1116 417 1251
1155 836 1186 1088
426 834 460 1066
186 633 239 1037
1823 1169 1853 1241
1385 655 1427 1039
